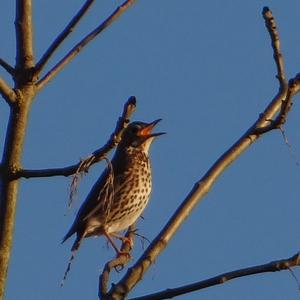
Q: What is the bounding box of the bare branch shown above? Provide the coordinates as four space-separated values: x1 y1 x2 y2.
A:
130 252 300 300
0 77 16 104
262 7 286 87
11 166 79 179
11 96 137 179
15 0 35 72
0 58 15 76
252 6 288 132
35 0 96 75
105 8 299 299
0 1 35 298
36 0 136 91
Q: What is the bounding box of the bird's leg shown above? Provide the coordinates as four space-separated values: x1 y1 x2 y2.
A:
103 231 121 254
106 232 133 273
110 233 133 249
103 231 131 257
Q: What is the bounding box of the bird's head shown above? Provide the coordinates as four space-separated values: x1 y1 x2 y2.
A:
120 119 165 154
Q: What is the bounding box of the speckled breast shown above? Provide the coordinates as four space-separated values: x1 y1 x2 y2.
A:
105 149 152 233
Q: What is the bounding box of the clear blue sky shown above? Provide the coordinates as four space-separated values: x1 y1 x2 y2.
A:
1 1 300 299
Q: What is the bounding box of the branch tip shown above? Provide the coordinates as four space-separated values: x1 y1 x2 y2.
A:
128 95 136 107
262 6 271 17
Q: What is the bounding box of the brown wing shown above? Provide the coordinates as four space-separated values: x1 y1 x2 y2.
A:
62 167 110 243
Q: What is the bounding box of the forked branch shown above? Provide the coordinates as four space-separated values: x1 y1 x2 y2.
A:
36 0 136 91
103 7 300 299
11 96 137 179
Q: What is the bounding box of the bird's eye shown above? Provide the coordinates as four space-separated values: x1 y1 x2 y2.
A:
131 126 139 134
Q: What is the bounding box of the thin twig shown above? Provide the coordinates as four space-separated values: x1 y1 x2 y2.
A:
278 126 300 167
11 96 136 179
262 7 286 86
36 0 136 91
0 77 16 104
287 267 300 291
105 8 300 299
130 252 300 300
35 0 96 75
0 58 15 76
252 6 288 134
258 8 300 132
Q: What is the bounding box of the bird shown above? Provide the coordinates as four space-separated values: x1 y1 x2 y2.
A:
61 119 164 283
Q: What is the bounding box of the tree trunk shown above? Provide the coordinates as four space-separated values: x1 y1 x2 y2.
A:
0 86 34 299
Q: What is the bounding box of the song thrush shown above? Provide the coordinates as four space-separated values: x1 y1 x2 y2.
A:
62 119 164 282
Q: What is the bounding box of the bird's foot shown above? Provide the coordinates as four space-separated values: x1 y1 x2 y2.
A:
117 249 131 257
113 251 131 272
118 236 134 249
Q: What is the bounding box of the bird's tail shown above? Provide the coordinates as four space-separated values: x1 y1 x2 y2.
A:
60 234 84 287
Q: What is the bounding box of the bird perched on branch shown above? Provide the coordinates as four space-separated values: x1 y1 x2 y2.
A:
62 119 164 283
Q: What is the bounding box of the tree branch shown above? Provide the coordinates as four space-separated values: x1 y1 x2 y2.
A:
36 0 136 91
11 96 137 179
0 58 15 76
252 6 288 134
262 7 286 86
130 252 300 300
0 1 36 298
254 72 300 135
252 6 290 135
15 0 35 73
278 73 300 125
0 77 16 104
99 225 136 299
34 0 96 76
104 7 299 299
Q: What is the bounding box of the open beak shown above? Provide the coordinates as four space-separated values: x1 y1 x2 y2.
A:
138 119 166 138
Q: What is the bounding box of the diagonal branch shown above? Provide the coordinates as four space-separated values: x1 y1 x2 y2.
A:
0 77 16 104
104 7 300 299
11 96 137 179
36 0 136 91
131 252 300 300
34 0 96 76
0 58 15 76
